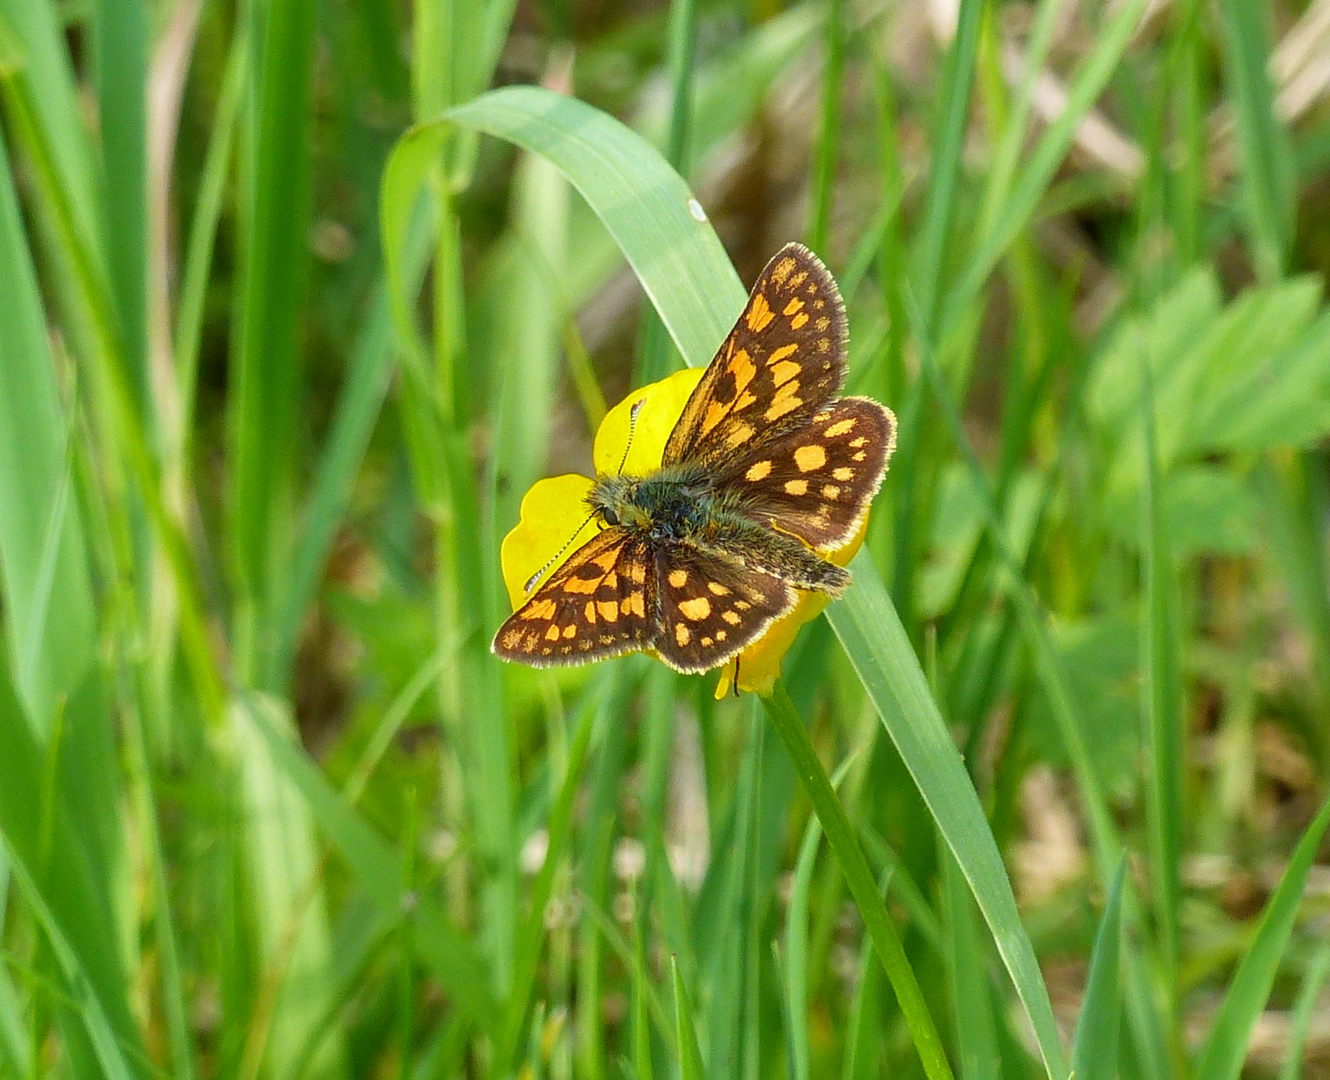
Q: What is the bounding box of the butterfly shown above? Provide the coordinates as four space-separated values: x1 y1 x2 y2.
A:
492 242 896 675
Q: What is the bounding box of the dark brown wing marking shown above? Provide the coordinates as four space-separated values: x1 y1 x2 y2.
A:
663 243 848 470
492 529 655 666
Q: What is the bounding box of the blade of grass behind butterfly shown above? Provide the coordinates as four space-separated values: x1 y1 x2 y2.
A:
805 0 843 256
1069 861 1125 1080
1139 357 1183 1001
672 955 706 1080
637 0 696 384
382 86 937 1077
1279 942 1330 1080
0 123 96 725
1217 0 1294 282
784 757 856 1080
942 843 1001 1080
228 0 315 684
1195 794 1330 1080
91 0 148 409
891 0 983 629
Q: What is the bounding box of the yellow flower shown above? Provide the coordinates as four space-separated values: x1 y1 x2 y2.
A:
499 369 869 697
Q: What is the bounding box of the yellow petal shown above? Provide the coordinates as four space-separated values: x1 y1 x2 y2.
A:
714 513 871 699
593 368 704 477
500 474 597 611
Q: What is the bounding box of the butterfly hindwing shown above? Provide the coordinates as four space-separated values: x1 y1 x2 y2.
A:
716 397 896 551
493 529 655 666
663 243 848 470
652 545 797 673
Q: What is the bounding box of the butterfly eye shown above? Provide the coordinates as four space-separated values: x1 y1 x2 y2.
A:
601 507 619 526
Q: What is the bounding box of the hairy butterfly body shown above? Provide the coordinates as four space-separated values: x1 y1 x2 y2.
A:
493 243 897 674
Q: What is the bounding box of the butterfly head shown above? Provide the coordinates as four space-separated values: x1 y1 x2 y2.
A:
586 474 652 530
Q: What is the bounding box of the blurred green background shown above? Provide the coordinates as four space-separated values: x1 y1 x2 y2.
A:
2 0 1330 1078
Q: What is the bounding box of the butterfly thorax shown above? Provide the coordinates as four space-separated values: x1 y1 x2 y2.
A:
587 466 730 542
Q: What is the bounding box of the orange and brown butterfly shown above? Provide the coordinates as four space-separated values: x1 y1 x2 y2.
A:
492 242 897 676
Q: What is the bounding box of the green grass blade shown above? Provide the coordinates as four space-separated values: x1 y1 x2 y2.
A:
230 696 348 1080
229 0 316 661
824 564 1067 1080
783 756 854 1080
172 20 248 458
1279 942 1330 1080
1194 794 1330 1080
91 0 148 406
913 0 983 331
1070 861 1126 1080
942 846 1000 1080
383 86 743 376
1217 0 1294 281
671 954 706 1080
0 126 95 721
1140 360 1183 987
763 683 955 1080
806 0 843 255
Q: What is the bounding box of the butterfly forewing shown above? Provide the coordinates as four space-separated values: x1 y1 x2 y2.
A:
716 397 896 550
653 546 796 673
493 529 655 666
663 243 848 470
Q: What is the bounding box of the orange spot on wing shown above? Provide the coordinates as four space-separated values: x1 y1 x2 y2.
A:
678 597 711 621
794 445 827 472
824 418 856 437
729 348 756 392
746 292 775 332
771 360 800 386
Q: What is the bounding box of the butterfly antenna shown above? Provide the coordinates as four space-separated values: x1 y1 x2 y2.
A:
616 398 646 475
527 398 643 595
523 511 596 595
